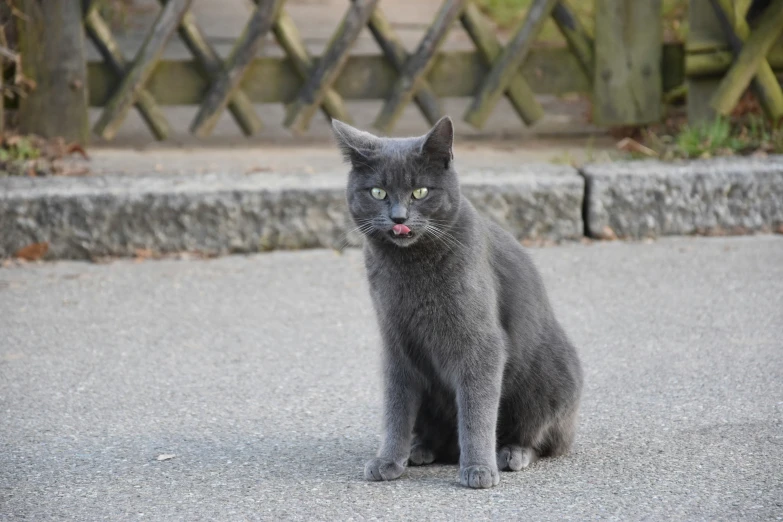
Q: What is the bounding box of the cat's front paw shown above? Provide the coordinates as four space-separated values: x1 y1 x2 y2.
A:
459 464 500 489
364 458 405 481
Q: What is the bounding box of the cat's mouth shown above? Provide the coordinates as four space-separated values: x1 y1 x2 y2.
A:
390 223 414 239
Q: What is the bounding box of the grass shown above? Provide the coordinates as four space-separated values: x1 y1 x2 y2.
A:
0 134 89 177
474 0 688 42
632 116 783 160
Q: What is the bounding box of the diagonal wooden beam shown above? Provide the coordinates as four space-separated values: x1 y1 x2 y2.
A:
460 3 543 126
93 0 193 140
168 2 263 136
374 0 467 134
191 0 282 138
367 7 442 126
708 0 783 119
551 0 594 76
83 7 171 140
464 0 558 129
272 10 352 123
284 0 381 135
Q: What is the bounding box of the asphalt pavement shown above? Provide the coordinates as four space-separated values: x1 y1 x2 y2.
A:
1 236 782 520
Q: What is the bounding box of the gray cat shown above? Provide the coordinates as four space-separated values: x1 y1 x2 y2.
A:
332 117 583 489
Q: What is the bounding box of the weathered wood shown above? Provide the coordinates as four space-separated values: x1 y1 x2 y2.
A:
172 4 263 136
592 0 662 126
464 0 558 129
17 0 89 142
460 3 543 126
551 0 594 76
709 0 783 119
374 0 467 133
686 47 783 76
368 7 442 126
93 0 192 140
191 0 281 138
87 48 595 106
273 10 351 123
284 0 380 134
84 8 170 140
687 0 725 123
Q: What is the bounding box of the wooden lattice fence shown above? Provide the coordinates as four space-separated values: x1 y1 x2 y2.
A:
10 0 783 143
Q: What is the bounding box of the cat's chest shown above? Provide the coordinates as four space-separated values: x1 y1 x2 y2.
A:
366 257 478 326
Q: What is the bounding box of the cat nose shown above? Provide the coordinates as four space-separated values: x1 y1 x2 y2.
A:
390 204 408 224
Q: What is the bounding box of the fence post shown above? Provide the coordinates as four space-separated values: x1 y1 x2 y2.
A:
17 0 89 143
592 0 662 126
686 0 725 123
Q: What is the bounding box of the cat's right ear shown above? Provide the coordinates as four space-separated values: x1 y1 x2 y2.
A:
331 119 380 168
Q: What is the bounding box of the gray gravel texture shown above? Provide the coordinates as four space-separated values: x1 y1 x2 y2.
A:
583 156 783 239
0 164 583 259
1 236 782 520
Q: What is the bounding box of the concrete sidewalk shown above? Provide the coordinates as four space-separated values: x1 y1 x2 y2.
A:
1 236 782 520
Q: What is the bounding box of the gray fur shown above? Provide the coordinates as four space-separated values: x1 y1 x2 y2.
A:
332 117 583 489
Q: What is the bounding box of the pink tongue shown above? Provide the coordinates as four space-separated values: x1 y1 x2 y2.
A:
392 224 411 235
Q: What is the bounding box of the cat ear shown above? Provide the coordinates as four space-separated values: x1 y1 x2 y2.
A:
331 119 381 167
419 116 454 168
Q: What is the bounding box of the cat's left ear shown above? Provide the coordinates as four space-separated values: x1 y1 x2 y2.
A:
419 116 454 169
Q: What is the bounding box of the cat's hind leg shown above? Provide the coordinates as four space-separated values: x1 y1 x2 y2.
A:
496 445 538 471
408 391 459 466
408 438 436 466
536 408 578 458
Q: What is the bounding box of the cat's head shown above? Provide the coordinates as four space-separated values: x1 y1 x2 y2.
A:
332 117 461 248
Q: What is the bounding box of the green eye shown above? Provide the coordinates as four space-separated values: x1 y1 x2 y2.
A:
370 188 387 200
412 187 429 200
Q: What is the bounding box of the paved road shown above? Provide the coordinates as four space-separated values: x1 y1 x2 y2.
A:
2 237 782 520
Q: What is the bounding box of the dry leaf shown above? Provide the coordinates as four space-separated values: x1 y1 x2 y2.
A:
616 137 657 157
245 166 271 174
65 143 89 159
134 248 154 260
156 454 176 461
14 242 49 261
600 227 618 241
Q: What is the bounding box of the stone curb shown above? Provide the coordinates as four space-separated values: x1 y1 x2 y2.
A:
0 165 583 260
582 156 783 239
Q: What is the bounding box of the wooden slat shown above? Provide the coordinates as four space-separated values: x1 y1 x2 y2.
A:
551 0 594 76
273 10 351 123
93 0 192 140
463 0 558 129
686 47 783 76
172 4 263 135
708 0 783 119
460 3 542 126
374 0 466 133
284 0 380 134
368 6 442 126
191 0 282 138
687 0 724 122
84 8 170 140
87 48 596 106
592 0 662 126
